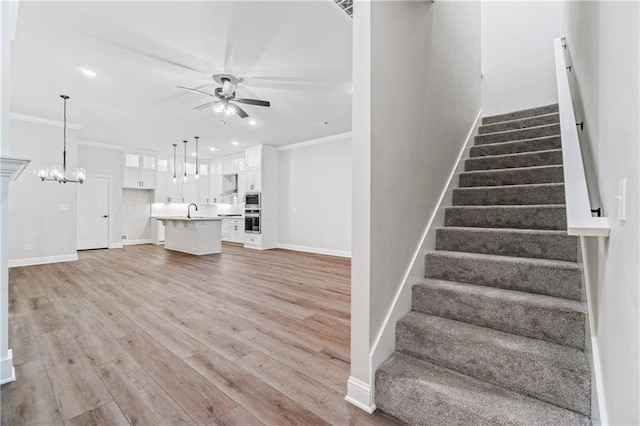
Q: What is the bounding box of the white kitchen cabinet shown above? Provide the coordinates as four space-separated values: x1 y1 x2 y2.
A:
209 174 223 204
182 180 197 203
229 218 244 243
197 164 210 204
154 158 172 203
244 146 261 169
242 145 278 250
168 176 182 203
155 172 169 203
179 162 197 203
221 154 244 174
123 151 156 189
221 219 230 241
245 168 261 192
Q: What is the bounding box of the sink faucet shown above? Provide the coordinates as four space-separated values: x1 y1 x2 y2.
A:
187 203 198 218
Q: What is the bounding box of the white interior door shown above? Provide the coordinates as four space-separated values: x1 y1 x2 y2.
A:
78 176 109 250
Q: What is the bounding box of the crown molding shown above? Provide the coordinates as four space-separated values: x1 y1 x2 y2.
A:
276 131 352 152
0 156 30 180
10 112 82 130
78 139 126 151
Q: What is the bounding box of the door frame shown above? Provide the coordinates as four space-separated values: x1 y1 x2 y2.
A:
77 174 112 250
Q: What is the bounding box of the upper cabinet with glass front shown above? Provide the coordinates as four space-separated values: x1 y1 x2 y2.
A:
123 150 157 189
244 145 262 170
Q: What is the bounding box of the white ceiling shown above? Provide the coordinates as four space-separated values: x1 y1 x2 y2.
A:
10 1 353 158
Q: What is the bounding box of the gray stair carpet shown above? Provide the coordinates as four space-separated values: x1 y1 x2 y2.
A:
375 104 592 425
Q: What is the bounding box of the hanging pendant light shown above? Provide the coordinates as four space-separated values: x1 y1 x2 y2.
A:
183 140 188 182
37 95 85 184
172 143 177 183
194 136 199 180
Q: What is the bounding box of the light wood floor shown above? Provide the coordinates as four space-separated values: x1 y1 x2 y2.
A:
2 243 401 426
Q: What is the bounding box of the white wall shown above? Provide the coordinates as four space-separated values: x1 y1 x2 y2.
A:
349 0 481 410
278 135 351 257
481 1 565 116
564 2 640 424
78 144 123 247
9 119 79 264
121 189 152 243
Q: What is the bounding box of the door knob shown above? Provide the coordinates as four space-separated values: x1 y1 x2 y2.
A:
103 215 108 218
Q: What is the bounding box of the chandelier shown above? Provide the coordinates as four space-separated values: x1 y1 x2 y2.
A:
37 95 85 184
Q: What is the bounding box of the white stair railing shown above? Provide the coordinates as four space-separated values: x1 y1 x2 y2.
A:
554 35 610 423
553 36 610 237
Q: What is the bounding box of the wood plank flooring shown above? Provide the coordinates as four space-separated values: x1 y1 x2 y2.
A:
2 244 402 426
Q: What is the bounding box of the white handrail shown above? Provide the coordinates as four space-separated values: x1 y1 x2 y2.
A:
553 36 610 237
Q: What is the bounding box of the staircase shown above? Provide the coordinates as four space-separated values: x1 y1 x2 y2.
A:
375 104 592 425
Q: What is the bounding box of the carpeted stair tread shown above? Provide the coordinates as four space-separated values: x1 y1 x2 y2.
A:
445 204 567 230
459 165 564 187
482 104 559 125
412 279 586 348
464 149 563 171
453 183 565 206
396 312 591 415
435 226 578 261
376 102 590 424
475 124 560 145
375 351 590 426
470 135 562 157
479 113 560 134
425 250 582 300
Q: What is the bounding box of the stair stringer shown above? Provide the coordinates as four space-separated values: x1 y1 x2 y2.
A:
354 110 482 410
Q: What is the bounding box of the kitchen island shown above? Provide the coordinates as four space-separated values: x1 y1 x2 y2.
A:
157 217 222 255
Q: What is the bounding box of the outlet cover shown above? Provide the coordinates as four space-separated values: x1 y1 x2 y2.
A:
121 234 128 240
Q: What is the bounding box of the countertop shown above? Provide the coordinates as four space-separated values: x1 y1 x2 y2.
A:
156 216 222 221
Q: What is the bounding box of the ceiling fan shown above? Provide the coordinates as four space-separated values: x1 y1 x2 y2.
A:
178 74 270 119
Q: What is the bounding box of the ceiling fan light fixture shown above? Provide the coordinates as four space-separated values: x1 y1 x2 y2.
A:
213 101 226 114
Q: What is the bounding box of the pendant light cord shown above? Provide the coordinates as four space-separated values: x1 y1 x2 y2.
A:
183 141 187 177
172 144 177 179
61 95 68 177
194 136 199 176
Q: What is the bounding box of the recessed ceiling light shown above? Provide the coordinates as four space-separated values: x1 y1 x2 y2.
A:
249 120 257 126
314 121 329 127
349 84 354 92
210 147 217 152
191 153 197 157
231 141 239 146
81 69 97 78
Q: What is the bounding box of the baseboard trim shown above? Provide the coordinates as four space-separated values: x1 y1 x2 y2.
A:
590 336 608 426
9 253 78 268
345 376 376 413
0 350 16 385
109 243 124 249
277 243 351 258
122 239 153 246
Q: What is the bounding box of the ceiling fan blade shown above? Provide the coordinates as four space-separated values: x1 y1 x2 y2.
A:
233 98 270 107
230 103 249 119
177 86 215 97
194 101 217 110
